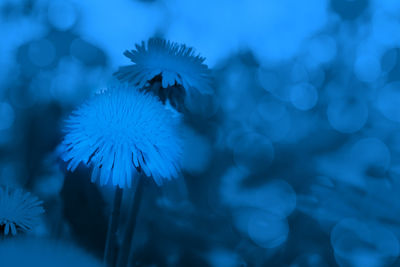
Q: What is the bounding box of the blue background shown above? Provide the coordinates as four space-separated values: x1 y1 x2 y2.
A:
1 0 400 266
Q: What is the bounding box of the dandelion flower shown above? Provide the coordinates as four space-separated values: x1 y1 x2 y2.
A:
59 86 182 188
114 38 213 95
0 186 44 236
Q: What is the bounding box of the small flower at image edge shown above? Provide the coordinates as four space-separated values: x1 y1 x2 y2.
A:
0 186 44 236
59 86 182 188
114 38 213 94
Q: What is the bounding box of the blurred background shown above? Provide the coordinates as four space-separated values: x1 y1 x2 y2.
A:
1 0 400 266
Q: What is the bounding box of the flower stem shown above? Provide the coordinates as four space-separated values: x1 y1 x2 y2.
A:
117 176 144 267
104 187 124 267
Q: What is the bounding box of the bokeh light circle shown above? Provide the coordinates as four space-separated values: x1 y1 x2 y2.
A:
327 97 368 133
354 53 381 83
253 179 297 219
331 218 399 267
48 0 77 31
247 211 289 249
377 82 400 123
307 35 337 65
257 96 287 122
233 208 289 249
289 83 318 110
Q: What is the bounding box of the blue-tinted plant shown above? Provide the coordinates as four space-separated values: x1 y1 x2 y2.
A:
0 186 44 236
114 38 213 111
59 86 182 188
110 39 213 265
58 85 182 266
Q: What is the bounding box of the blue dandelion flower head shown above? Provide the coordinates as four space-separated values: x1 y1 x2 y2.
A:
0 186 44 236
59 86 182 188
114 38 213 95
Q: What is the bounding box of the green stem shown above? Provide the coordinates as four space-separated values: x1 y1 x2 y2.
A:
117 176 144 267
104 187 124 267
